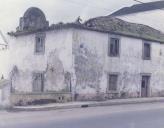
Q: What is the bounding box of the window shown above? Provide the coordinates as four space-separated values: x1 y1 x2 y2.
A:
35 33 45 54
108 74 118 91
32 72 44 92
108 38 120 57
143 42 151 60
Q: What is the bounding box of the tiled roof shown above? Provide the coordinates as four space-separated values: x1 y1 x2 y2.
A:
110 0 164 16
8 17 164 43
85 17 164 43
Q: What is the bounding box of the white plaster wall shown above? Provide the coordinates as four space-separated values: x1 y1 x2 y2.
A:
0 90 2 103
73 29 164 97
1 85 10 106
116 10 164 32
0 49 9 79
105 36 164 97
0 83 10 107
8 29 73 93
72 29 107 96
7 27 164 98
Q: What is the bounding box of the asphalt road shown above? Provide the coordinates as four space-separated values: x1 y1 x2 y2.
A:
1 102 164 128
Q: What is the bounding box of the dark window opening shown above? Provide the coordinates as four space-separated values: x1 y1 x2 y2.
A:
80 44 84 48
108 74 118 91
109 38 120 57
35 34 45 54
143 42 151 60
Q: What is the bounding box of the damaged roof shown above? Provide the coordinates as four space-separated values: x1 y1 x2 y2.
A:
84 17 164 43
110 0 164 16
8 17 164 43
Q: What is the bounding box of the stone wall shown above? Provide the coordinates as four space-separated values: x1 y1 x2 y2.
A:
10 92 72 106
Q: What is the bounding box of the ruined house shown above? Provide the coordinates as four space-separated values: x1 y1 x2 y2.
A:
110 0 164 32
5 7 164 105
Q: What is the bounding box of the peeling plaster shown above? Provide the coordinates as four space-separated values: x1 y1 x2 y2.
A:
74 42 103 99
45 50 70 92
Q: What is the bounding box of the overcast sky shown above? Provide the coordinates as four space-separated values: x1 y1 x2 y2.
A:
0 0 158 34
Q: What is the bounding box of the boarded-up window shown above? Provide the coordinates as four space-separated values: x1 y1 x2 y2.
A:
109 38 120 57
32 73 44 92
35 33 45 54
108 74 118 91
143 42 151 60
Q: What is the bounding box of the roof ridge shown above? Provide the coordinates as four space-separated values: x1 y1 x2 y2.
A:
84 16 164 43
110 0 164 16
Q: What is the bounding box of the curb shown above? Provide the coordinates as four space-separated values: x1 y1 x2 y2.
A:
11 97 164 111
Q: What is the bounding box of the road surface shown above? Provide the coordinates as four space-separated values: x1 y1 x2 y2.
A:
1 102 164 128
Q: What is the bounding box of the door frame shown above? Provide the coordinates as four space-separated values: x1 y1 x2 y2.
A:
32 72 44 92
140 73 151 97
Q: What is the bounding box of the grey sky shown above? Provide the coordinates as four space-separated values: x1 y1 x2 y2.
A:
0 0 157 33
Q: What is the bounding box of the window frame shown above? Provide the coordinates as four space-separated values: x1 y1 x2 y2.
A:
35 33 46 55
108 36 120 57
107 73 119 92
32 71 44 93
142 40 151 60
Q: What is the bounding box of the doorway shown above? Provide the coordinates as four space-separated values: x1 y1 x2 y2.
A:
141 75 150 97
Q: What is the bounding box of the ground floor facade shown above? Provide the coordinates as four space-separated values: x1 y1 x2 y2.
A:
7 72 164 106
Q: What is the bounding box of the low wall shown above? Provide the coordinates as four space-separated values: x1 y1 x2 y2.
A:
74 91 140 101
0 80 10 107
10 92 72 106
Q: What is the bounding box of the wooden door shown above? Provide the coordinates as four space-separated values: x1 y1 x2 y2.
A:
141 76 150 97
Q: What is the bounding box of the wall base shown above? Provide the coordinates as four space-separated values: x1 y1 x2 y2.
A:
10 92 72 106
